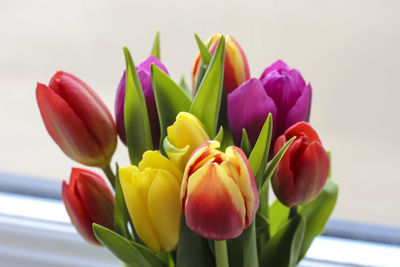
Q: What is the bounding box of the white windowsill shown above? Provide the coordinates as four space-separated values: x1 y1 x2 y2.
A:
0 192 399 267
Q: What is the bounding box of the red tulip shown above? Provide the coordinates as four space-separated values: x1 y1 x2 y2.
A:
36 71 117 167
62 168 114 245
272 122 329 207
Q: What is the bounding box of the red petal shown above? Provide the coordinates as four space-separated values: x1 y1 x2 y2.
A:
62 180 99 245
284 122 321 144
294 141 330 204
36 83 105 166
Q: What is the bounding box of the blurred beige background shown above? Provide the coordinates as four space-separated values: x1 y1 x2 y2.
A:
1 0 399 227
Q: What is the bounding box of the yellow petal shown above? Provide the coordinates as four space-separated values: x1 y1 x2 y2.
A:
148 169 181 252
120 167 161 252
166 112 210 170
225 147 257 225
139 150 183 184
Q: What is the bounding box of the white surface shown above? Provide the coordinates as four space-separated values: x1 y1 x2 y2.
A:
1 192 400 267
0 0 400 228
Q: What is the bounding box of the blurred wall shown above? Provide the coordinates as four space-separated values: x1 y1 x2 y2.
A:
1 0 399 227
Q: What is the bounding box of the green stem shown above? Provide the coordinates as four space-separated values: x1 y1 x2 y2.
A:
102 164 115 188
215 240 229 267
289 205 298 219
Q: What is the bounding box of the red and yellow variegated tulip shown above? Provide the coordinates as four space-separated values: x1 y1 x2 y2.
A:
36 71 117 167
192 34 250 94
272 122 330 207
181 141 259 240
62 168 114 245
120 151 182 252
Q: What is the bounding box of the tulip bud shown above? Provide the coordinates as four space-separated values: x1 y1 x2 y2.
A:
260 60 312 142
165 112 210 170
181 141 259 240
62 168 114 245
115 56 168 148
36 71 117 167
271 122 329 207
119 151 182 252
192 34 250 94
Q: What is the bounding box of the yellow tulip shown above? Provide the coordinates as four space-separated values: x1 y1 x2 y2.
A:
165 112 210 170
119 151 182 252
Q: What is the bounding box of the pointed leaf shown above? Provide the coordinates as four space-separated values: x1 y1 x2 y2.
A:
179 75 191 97
248 114 273 187
190 36 225 138
151 64 192 149
297 178 338 260
151 32 160 59
195 34 212 65
259 215 306 267
261 136 296 191
213 126 224 143
93 224 151 267
240 129 251 157
176 216 215 267
123 47 153 164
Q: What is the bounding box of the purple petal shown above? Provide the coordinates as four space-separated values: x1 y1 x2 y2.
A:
259 60 288 81
285 83 312 129
138 55 169 75
115 71 127 144
228 78 277 146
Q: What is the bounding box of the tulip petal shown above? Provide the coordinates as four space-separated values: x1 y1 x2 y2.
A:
138 55 169 75
139 151 183 184
228 78 277 146
295 141 330 205
74 169 114 230
62 180 99 245
49 72 117 160
148 170 181 251
285 84 312 129
259 60 289 81
184 162 245 240
120 167 161 252
226 147 259 227
36 83 106 166
284 121 321 144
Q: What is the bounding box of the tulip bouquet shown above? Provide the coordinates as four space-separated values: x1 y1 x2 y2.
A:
36 33 338 267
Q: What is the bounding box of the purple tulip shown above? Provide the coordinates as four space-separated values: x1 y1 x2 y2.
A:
115 56 169 148
228 60 312 147
228 78 277 146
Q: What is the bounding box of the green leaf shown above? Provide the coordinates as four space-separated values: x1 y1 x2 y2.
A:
176 216 215 267
228 223 258 267
151 64 192 149
255 213 270 237
123 47 153 164
151 31 160 59
190 36 225 138
240 129 252 157
193 34 213 93
261 136 296 191
248 114 273 188
297 178 338 260
213 126 224 143
269 199 290 236
129 241 169 267
113 162 133 240
93 224 151 267
259 215 306 267
179 75 191 97
195 34 212 65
